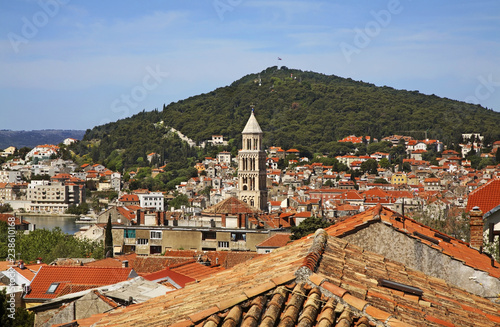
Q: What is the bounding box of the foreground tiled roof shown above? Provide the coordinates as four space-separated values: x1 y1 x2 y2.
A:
24 266 136 300
466 178 500 214
76 229 500 327
325 204 500 279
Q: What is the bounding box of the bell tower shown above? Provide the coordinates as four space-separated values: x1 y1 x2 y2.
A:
238 108 268 211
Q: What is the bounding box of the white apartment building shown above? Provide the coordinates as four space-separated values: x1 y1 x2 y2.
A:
0 170 22 183
25 144 59 162
138 192 164 212
217 151 232 165
27 182 82 214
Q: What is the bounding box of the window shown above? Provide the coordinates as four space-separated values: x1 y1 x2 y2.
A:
124 229 136 238
202 231 217 240
150 245 162 254
218 241 229 248
231 233 246 242
46 283 59 294
150 231 162 239
137 239 149 245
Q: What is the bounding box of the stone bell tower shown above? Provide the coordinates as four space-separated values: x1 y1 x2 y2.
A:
238 108 268 211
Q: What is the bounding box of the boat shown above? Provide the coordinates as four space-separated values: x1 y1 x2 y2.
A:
75 215 97 224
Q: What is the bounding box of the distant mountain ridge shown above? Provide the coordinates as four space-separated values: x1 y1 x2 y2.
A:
0 130 85 149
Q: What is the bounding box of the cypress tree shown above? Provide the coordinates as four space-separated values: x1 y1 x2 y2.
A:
105 214 113 258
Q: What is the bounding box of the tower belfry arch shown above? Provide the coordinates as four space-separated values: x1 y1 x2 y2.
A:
238 108 268 211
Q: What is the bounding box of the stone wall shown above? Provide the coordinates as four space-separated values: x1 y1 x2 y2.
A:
343 222 500 299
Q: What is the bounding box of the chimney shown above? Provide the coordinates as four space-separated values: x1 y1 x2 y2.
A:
221 214 226 228
469 207 484 250
122 260 129 268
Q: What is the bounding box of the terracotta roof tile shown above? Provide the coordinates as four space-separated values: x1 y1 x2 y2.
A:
25 266 135 300
203 196 260 214
255 233 291 248
169 260 223 280
466 178 500 213
324 204 500 279
141 267 195 287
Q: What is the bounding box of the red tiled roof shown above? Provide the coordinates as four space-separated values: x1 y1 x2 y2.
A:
141 267 195 287
51 173 72 180
294 211 312 218
260 214 291 228
85 253 137 268
169 260 224 280
0 213 30 225
255 233 291 248
466 178 500 214
25 266 135 300
203 196 260 214
132 256 190 274
11 265 43 281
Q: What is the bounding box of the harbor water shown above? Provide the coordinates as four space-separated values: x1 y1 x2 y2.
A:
20 215 82 235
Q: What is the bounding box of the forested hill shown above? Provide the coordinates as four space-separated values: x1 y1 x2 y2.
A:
0 130 85 149
80 66 500 167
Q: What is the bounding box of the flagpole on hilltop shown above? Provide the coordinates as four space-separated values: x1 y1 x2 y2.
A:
277 57 282 70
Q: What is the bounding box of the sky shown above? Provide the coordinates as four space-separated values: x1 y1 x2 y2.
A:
1 0 499 131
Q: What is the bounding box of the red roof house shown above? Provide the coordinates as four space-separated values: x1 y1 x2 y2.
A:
24 266 137 303
466 178 500 214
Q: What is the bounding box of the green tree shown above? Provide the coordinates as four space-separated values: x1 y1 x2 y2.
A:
168 194 189 210
402 162 412 172
0 203 13 213
105 214 113 258
360 159 378 174
0 289 35 327
477 157 495 170
379 158 390 169
14 227 103 263
290 217 332 240
65 202 89 215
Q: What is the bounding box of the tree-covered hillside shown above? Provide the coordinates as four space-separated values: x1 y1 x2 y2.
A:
76 66 500 171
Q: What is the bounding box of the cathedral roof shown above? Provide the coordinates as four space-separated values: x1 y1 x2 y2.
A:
203 196 260 214
242 111 263 134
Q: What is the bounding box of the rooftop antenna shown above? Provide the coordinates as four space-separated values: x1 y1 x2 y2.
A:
250 104 255 113
258 74 262 86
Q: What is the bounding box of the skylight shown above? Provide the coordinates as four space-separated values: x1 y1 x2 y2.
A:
46 282 60 294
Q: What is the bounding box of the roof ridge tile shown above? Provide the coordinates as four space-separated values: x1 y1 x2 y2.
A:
296 229 328 278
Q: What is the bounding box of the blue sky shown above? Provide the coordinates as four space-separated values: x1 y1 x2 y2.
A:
1 0 499 131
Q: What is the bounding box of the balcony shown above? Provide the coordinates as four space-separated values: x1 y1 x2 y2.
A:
201 240 217 249
124 238 136 245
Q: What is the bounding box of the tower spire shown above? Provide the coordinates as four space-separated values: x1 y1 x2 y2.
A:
238 108 268 212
